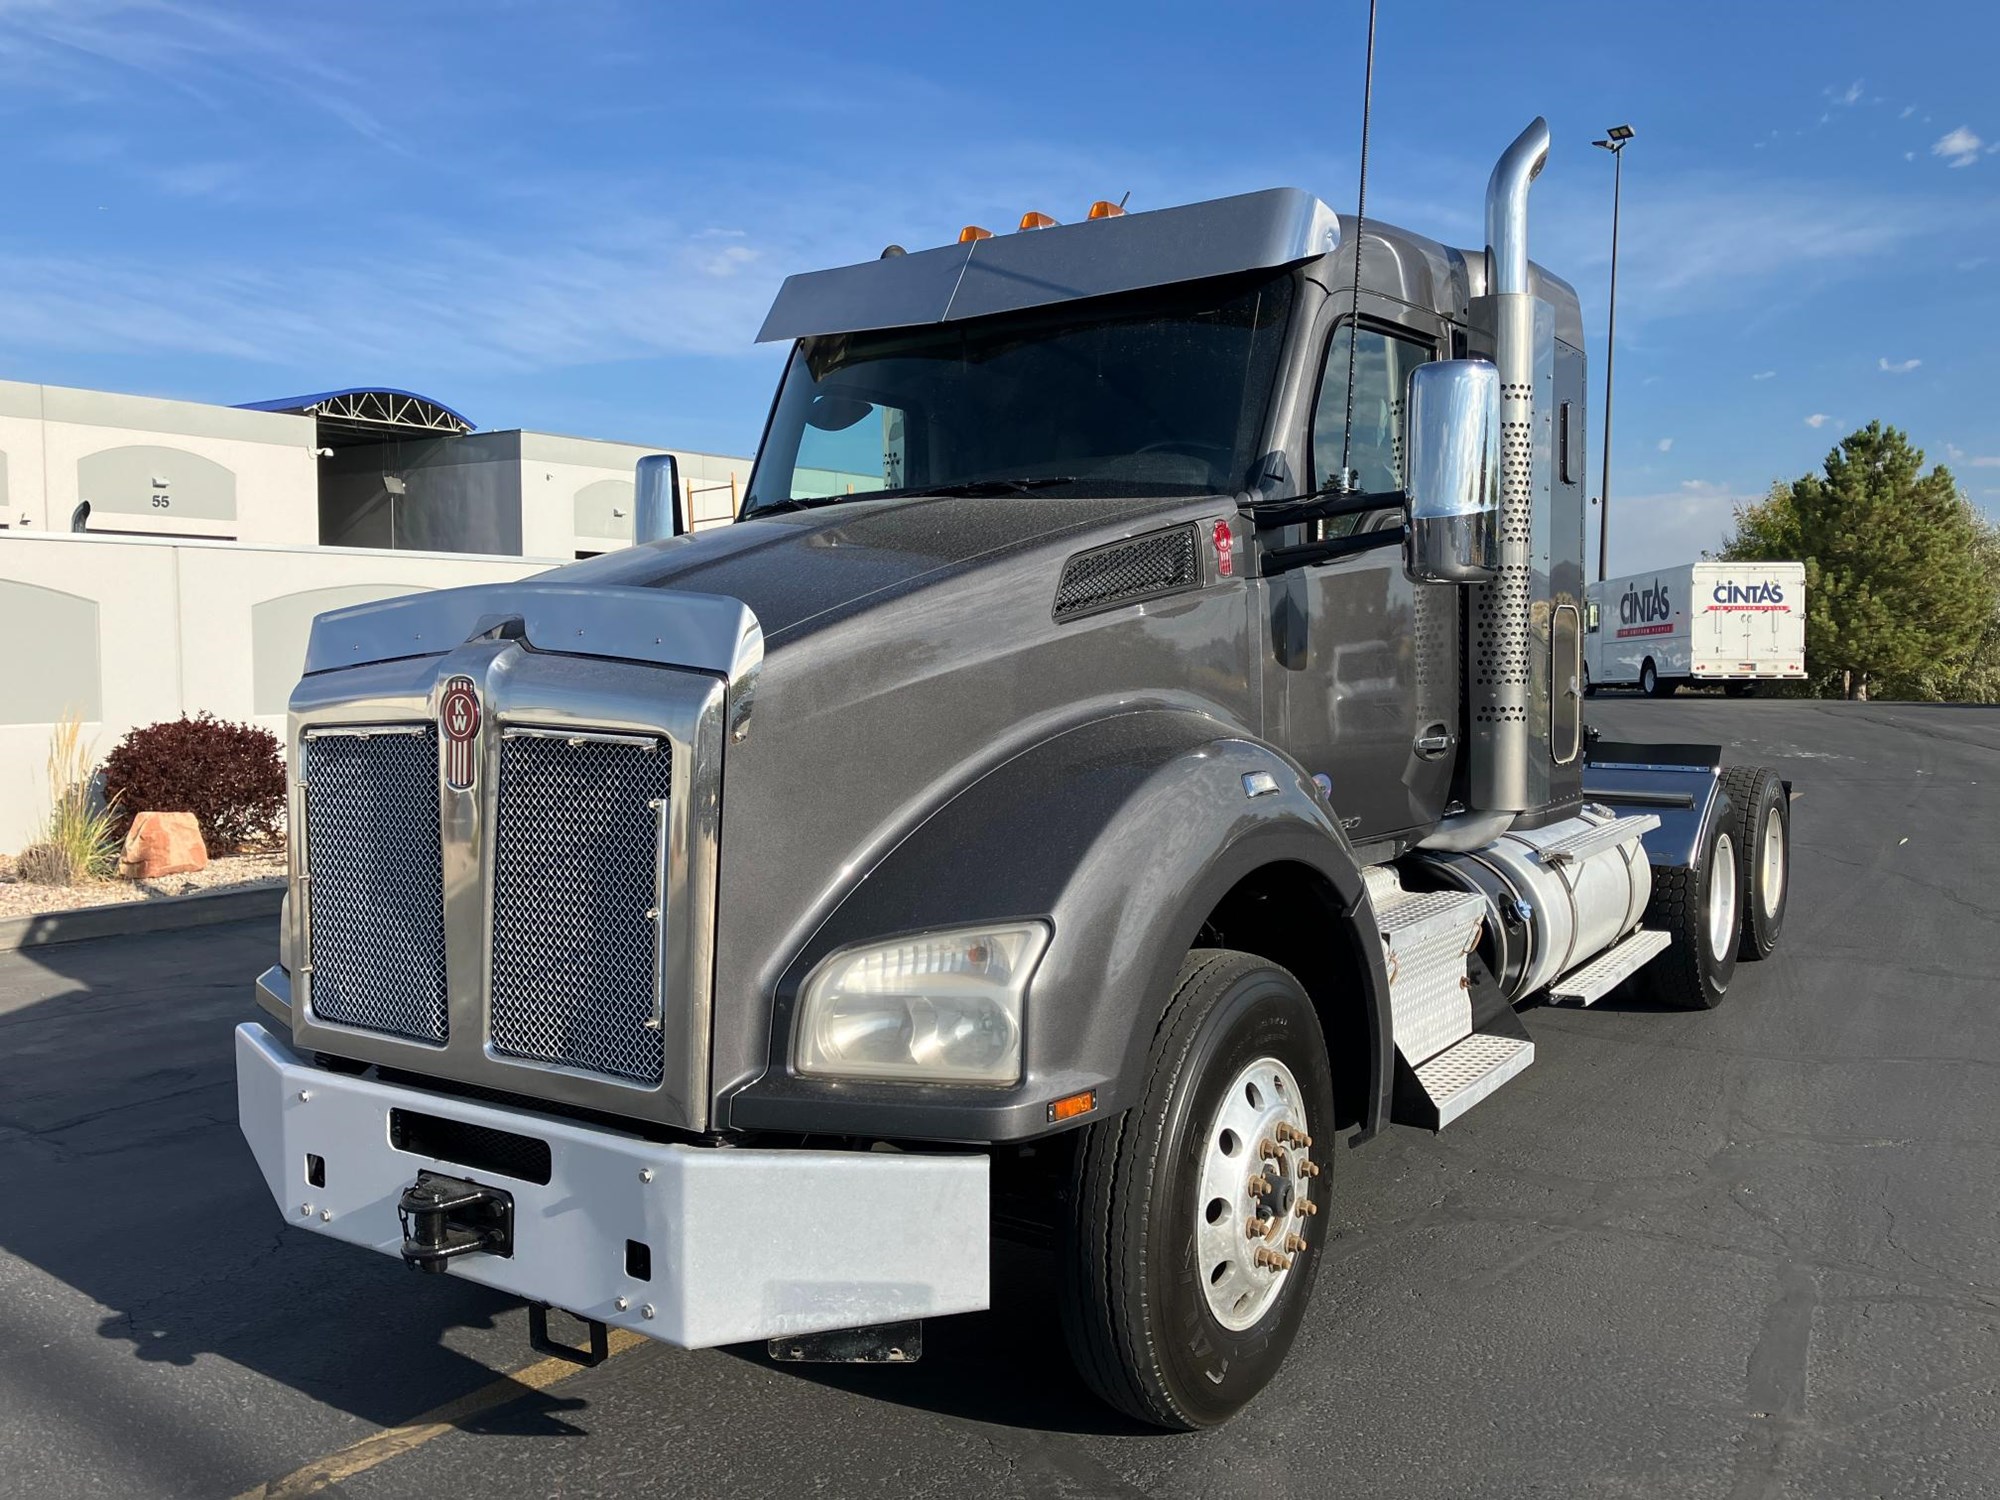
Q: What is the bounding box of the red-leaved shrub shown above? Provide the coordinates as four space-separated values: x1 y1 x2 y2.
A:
102 713 286 855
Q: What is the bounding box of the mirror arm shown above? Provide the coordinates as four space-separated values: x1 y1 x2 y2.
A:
1259 525 1405 576
1244 488 1405 531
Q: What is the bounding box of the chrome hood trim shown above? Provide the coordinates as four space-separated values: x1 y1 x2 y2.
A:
303 582 764 683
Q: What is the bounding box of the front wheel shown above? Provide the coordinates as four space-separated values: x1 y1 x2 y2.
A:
1641 659 1666 697
1059 950 1334 1429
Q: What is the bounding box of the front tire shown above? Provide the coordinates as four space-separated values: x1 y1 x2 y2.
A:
1721 765 1789 959
1642 792 1741 1009
1059 950 1334 1429
1641 659 1667 697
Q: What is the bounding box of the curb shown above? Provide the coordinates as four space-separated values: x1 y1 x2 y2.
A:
0 883 283 954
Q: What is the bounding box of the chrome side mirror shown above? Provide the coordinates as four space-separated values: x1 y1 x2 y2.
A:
1403 360 1499 583
634 453 684 543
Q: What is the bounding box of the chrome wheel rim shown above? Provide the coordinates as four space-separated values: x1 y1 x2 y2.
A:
1194 1055 1315 1331
1708 832 1739 960
1760 805 1785 915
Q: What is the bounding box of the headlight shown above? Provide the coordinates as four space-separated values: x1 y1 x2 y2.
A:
794 922 1049 1085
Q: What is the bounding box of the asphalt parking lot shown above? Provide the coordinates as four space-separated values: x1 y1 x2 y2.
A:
1 698 1995 1499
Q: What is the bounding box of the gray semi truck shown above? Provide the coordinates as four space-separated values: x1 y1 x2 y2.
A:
236 119 1793 1429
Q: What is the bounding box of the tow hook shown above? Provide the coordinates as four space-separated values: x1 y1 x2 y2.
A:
397 1170 514 1273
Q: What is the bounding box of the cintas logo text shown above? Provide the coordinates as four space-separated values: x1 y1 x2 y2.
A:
1619 580 1672 625
1712 580 1786 605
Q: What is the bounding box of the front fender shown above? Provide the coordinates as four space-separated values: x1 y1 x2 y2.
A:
725 711 1389 1143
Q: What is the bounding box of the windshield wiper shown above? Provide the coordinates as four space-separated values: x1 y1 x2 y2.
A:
905 475 1079 498
747 475 1078 518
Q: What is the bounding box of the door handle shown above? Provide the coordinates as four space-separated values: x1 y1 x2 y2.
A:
1413 726 1453 757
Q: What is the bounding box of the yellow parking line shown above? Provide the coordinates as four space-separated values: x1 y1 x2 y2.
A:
233 1328 647 1499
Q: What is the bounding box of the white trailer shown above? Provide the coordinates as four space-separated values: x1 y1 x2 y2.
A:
1586 561 1806 697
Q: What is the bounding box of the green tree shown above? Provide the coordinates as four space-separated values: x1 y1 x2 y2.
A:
1721 422 2000 700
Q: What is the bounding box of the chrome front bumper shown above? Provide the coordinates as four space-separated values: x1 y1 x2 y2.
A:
234 1022 990 1349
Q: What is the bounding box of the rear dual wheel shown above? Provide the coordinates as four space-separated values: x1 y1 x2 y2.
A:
1643 789 1740 1010
1059 950 1333 1429
1721 765 1789 960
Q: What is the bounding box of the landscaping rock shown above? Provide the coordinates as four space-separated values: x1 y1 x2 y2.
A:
120 811 209 879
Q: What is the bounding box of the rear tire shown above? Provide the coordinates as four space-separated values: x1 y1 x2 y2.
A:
1641 659 1671 698
1059 950 1334 1430
1721 766 1789 959
1642 791 1741 1009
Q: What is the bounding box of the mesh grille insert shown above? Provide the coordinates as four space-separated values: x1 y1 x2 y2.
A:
1054 524 1200 620
302 729 448 1043
489 733 671 1084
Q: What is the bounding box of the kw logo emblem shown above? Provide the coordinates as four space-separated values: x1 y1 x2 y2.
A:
440 676 481 790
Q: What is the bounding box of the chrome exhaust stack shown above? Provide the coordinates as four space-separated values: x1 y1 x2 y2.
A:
1465 119 1555 819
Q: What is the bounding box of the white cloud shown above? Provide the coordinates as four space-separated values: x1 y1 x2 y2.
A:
1752 370 1777 380
1933 126 1984 167
1901 104 1917 120
1878 356 1921 373
1838 80 1864 106
1657 438 1673 453
1904 152 1916 162
1805 414 1833 428
1948 443 1966 459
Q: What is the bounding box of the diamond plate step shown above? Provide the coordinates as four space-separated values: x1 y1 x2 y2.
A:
1547 928 1672 1008
1413 1033 1535 1128
1364 867 1488 1068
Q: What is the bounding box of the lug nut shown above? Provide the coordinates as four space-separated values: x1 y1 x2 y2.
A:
1260 1137 1282 1160
1296 1159 1321 1179
1254 1247 1294 1272
1246 1217 1273 1239
1285 1232 1307 1254
1296 1199 1319 1217
1246 1174 1273 1197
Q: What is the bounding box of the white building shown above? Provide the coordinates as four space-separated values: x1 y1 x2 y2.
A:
0 377 753 851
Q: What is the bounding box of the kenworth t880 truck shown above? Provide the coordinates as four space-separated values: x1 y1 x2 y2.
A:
237 120 1793 1429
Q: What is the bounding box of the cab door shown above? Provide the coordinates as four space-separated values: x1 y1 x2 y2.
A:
1277 298 1457 842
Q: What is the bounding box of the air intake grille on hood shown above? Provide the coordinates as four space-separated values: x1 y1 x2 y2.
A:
1054 524 1200 620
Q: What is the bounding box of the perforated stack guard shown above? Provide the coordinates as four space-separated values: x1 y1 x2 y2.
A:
1366 867 1535 1131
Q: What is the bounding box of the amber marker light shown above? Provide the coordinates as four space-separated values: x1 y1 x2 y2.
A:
1087 200 1125 219
1048 1089 1097 1124
958 225 994 243
1018 211 1059 230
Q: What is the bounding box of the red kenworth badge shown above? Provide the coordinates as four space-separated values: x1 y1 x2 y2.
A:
440 676 481 790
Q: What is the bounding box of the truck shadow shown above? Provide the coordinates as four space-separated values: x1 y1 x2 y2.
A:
716 1241 1156 1436
0 918 595 1483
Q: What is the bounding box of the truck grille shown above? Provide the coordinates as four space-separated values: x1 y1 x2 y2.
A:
301 728 449 1043
488 731 671 1084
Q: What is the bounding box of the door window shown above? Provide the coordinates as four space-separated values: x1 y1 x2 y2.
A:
1312 324 1433 495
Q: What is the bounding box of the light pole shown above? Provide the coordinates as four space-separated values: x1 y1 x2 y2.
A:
1592 124 1634 582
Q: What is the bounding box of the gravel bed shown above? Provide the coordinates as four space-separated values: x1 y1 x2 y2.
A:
0 850 286 921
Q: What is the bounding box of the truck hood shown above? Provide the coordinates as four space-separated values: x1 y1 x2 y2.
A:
299 492 1196 686
549 493 1179 643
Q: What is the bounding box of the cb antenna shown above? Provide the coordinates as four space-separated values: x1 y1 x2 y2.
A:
1337 0 1379 491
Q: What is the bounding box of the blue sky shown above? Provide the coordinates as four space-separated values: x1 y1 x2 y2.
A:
1 0 1995 571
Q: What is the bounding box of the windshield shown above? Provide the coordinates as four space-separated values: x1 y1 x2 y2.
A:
743 270 1295 514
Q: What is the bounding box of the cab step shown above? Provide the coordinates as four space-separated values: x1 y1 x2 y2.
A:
1546 928 1672 1008
1408 1032 1535 1129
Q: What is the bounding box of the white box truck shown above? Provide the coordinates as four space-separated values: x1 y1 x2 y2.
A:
1586 561 1806 697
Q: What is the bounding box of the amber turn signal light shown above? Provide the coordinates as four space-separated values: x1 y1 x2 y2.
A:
1047 1089 1097 1123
